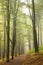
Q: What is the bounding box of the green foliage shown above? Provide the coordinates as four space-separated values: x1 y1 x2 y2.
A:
39 46 43 50
29 48 35 54
29 46 43 54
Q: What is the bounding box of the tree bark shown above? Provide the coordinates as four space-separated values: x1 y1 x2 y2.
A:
11 0 19 59
3 13 6 60
38 20 39 47
32 0 38 52
0 35 1 60
6 0 10 62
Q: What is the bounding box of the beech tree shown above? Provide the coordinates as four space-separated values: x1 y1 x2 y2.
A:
6 0 10 62
32 0 38 52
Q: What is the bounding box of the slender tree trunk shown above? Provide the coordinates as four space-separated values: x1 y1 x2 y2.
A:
21 42 24 54
0 35 1 60
11 0 19 59
18 41 21 55
3 13 6 60
32 0 38 52
38 21 39 47
28 30 31 50
11 18 16 59
6 0 10 62
40 23 42 46
29 39 31 50
15 46 17 57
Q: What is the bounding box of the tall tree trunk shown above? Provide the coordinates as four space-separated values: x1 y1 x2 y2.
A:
6 0 10 62
3 13 6 60
28 30 31 50
38 21 39 47
21 42 24 55
11 17 16 59
15 45 17 57
0 35 1 60
18 40 21 56
11 0 16 59
11 0 19 59
40 23 42 46
32 0 38 52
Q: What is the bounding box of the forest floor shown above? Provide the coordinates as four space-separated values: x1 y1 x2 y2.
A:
23 53 43 65
0 53 43 65
0 55 27 65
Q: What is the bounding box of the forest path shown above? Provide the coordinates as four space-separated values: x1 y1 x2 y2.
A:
9 55 27 65
0 55 27 65
0 53 43 65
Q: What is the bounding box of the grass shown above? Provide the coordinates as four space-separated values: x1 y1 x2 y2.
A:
29 46 43 54
29 48 35 54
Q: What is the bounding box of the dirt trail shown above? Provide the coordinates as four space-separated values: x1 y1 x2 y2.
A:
0 54 43 65
0 55 27 65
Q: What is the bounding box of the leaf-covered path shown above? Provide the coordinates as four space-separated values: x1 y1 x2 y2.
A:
9 55 27 65
0 55 27 65
23 53 43 65
0 53 43 65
